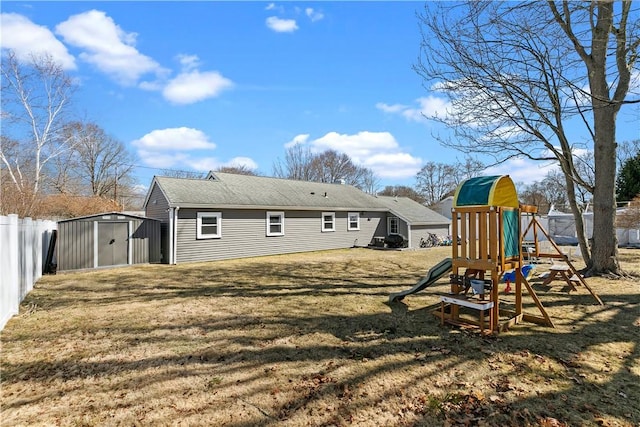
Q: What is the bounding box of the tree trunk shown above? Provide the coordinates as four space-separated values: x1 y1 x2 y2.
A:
584 2 623 276
564 176 591 267
589 106 622 275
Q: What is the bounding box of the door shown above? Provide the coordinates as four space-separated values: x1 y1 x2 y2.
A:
98 222 129 267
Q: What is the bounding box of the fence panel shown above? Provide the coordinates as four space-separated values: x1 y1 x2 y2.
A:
0 214 56 331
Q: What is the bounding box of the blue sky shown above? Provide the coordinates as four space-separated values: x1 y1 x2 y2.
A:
2 1 638 192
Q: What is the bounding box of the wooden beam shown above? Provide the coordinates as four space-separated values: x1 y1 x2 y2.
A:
521 276 554 327
469 211 477 260
499 313 524 332
499 310 553 327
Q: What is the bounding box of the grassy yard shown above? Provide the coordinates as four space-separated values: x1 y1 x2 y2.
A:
1 247 639 426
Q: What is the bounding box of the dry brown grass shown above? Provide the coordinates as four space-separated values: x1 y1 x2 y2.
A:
1 247 639 426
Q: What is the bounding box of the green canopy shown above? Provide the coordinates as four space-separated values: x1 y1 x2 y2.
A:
454 175 519 208
454 175 520 258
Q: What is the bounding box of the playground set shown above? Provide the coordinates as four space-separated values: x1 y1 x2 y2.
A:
389 175 603 334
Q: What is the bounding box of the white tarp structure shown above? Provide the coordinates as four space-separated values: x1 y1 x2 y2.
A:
547 207 640 247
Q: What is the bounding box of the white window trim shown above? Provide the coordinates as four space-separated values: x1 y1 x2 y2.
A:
348 212 360 231
266 211 285 236
388 216 399 234
322 212 336 232
197 212 222 239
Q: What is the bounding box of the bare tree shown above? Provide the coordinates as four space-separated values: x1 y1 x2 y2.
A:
309 150 364 185
160 169 205 179
215 165 258 176
573 151 596 207
616 195 640 229
1 51 76 216
273 143 316 181
519 181 553 214
416 1 639 275
415 161 458 206
617 139 640 171
379 185 426 204
452 157 485 184
273 144 378 191
51 121 136 199
519 171 570 213
360 168 381 195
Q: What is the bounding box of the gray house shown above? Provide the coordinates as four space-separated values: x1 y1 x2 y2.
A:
143 172 450 264
376 195 450 247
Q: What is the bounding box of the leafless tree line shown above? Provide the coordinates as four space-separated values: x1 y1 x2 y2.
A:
1 52 137 217
272 143 379 193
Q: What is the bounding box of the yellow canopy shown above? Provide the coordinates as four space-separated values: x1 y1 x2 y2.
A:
453 175 519 208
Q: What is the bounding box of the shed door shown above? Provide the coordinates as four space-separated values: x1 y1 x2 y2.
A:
98 222 129 267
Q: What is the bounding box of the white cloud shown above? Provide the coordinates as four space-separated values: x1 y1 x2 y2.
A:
311 131 400 162
284 134 310 148
224 157 259 170
137 150 190 169
264 3 284 13
287 131 422 180
132 127 216 151
189 156 259 172
483 158 559 184
375 102 406 114
266 16 298 33
55 10 161 85
188 156 223 172
162 70 233 104
377 96 451 122
362 153 423 179
138 54 233 104
305 8 324 22
134 128 258 173
0 13 76 70
176 54 200 72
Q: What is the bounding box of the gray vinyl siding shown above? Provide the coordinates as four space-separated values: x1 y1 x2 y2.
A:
145 184 170 264
145 184 170 222
175 209 385 263
386 215 409 238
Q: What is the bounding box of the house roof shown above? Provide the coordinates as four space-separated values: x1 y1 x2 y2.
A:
148 173 389 211
145 173 450 225
376 196 450 226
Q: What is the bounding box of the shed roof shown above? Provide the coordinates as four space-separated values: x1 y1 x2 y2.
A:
376 196 450 226
57 212 159 223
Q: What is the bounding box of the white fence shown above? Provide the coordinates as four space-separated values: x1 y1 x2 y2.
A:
0 214 57 331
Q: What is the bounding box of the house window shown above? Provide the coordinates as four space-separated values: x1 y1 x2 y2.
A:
266 211 285 236
197 212 221 239
322 212 335 232
348 212 360 231
388 216 399 234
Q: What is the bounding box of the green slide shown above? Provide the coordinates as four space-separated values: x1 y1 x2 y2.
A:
388 258 452 303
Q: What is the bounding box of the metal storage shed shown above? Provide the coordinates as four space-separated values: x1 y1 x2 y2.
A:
56 212 161 271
